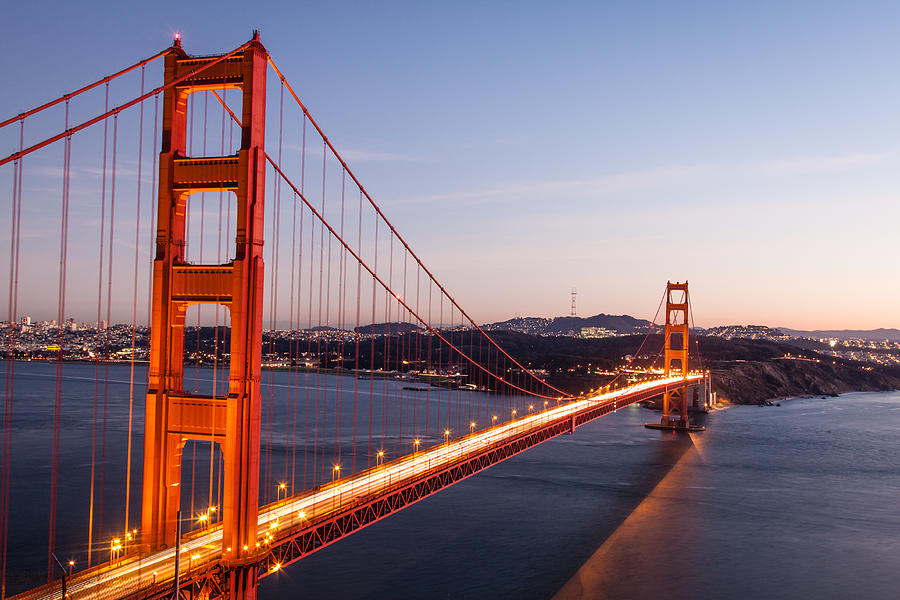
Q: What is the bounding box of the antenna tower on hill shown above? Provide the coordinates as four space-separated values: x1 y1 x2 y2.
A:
570 286 577 316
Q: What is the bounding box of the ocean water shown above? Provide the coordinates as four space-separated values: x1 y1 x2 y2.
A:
2 362 899 598
261 391 900 599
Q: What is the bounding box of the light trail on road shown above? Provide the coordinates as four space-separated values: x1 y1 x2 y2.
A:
15 375 701 600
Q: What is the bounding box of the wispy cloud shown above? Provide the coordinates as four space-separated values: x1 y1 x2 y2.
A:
754 152 888 175
31 164 142 179
280 141 424 163
414 151 891 206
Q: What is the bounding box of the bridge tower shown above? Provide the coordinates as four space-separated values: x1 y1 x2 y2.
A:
140 33 267 598
661 281 691 428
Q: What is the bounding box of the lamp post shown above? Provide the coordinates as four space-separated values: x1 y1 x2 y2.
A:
469 421 476 434
377 450 384 466
443 429 451 461
50 553 66 600
277 482 287 501
332 465 341 513
413 438 420 454
110 538 122 562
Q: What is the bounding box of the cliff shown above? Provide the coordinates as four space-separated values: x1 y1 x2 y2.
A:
710 359 900 405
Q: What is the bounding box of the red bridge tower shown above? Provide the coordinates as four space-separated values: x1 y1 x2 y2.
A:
140 33 267 598
645 280 704 432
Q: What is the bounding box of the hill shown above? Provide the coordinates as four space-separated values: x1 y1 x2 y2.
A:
779 327 900 342
485 313 650 336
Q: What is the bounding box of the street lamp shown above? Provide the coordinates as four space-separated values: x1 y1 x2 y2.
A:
68 560 74 576
110 538 122 561
413 438 421 453
277 482 287 501
443 429 450 444
332 465 340 482
469 421 476 433
528 404 534 414
377 450 384 466
492 415 497 426
511 409 517 419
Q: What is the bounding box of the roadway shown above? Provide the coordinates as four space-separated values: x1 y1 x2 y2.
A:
13 375 701 600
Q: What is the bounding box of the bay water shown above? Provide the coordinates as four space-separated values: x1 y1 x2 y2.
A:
2 362 898 598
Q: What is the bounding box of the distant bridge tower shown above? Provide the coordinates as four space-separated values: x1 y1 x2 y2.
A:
141 33 267 599
661 281 691 428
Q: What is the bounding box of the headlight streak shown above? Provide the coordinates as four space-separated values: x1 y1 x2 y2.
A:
31 376 698 600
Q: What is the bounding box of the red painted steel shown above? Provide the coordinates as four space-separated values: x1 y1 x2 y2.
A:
0 42 251 168
107 378 702 600
661 281 691 427
265 57 571 400
140 33 267 600
0 48 170 130
1 34 715 600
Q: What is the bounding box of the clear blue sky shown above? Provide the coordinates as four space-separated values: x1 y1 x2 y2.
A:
2 1 899 329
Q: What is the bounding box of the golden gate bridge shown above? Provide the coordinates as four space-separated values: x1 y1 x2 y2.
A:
0 33 708 600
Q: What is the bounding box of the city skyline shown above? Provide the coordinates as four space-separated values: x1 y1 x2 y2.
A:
2 1 899 330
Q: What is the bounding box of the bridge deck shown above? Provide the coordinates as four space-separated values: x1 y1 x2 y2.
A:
14 376 701 600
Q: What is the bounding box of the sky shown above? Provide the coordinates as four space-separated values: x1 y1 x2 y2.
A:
1 0 899 330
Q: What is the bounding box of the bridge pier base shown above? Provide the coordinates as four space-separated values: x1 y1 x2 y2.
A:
228 565 259 600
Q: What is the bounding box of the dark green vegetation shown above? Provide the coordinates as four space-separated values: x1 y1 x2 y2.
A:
55 324 900 405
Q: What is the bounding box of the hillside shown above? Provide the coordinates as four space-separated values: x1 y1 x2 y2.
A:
485 313 651 336
779 327 900 342
709 358 900 405
481 332 900 403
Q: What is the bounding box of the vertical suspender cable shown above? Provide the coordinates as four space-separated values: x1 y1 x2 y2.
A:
88 84 110 567
335 170 346 470
98 111 120 550
1 121 25 599
48 99 72 580
352 189 362 474
125 66 146 534
317 141 327 482
286 90 297 492
369 218 378 467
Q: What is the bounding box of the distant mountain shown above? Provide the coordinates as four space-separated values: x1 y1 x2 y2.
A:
485 313 651 336
779 328 900 342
